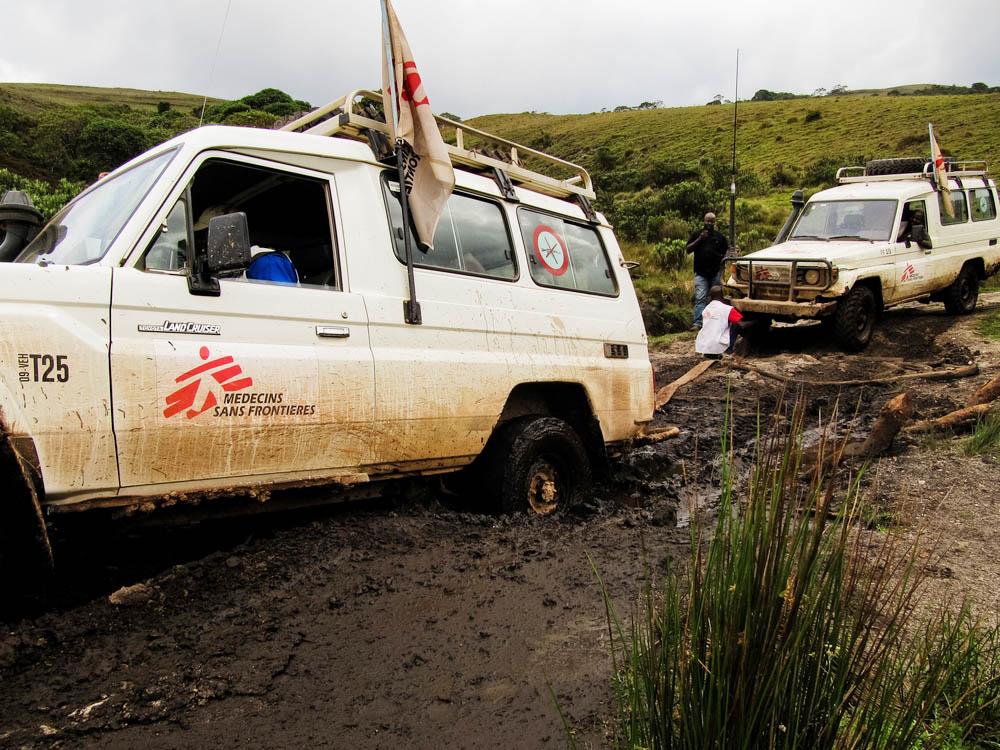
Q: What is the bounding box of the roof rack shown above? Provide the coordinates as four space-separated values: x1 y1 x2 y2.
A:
280 89 595 201
837 161 990 184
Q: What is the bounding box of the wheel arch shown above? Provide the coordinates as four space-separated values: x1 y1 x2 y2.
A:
852 276 885 310
493 381 607 474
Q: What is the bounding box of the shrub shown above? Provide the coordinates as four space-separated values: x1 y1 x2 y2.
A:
0 168 83 219
650 239 688 271
73 118 149 180
222 109 279 128
769 163 800 187
595 401 1000 749
804 110 822 123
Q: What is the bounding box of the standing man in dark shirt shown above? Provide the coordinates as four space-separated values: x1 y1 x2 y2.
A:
686 212 729 328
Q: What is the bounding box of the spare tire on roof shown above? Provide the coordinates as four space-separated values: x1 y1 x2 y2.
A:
865 156 957 176
865 157 928 176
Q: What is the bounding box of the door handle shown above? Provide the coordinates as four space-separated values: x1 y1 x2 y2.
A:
315 325 350 338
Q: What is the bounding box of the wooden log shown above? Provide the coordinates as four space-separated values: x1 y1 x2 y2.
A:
731 362 978 388
842 392 913 457
967 372 1000 407
633 426 682 446
654 359 717 410
904 403 996 434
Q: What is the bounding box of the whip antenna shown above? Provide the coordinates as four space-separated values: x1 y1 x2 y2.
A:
729 48 739 249
199 0 234 127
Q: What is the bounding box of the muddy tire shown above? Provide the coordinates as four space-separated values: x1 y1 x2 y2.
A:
833 285 877 351
942 265 979 314
485 417 590 515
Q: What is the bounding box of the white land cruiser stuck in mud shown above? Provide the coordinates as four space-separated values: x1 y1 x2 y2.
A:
0 89 654 575
726 158 1000 350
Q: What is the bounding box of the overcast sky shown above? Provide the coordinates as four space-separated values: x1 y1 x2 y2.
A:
2 0 998 117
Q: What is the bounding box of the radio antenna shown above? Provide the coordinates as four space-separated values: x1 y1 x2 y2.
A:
729 49 739 249
199 0 234 127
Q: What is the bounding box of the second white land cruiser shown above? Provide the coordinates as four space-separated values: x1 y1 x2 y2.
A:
0 89 654 577
726 158 1000 350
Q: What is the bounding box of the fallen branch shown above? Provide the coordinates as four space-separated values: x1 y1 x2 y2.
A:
731 362 978 388
842 392 914 457
654 359 717 410
967 372 1000 407
803 392 913 472
904 403 997 434
633 426 681 446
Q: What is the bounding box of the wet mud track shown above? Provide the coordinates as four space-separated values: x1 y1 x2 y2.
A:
2 295 998 748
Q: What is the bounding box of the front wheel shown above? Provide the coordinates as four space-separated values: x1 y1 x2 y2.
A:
833 285 877 351
485 417 591 515
942 266 979 315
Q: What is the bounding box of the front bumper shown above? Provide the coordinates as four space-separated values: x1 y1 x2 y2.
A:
731 298 838 318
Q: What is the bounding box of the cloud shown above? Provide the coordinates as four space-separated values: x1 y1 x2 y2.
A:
1 0 997 116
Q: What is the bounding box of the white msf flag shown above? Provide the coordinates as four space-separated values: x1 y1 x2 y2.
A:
929 123 954 219
381 0 455 248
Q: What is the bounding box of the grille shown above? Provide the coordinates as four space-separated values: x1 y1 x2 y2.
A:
752 285 791 301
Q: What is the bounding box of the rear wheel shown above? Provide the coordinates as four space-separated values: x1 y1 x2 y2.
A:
833 285 877 351
942 266 979 314
485 417 591 515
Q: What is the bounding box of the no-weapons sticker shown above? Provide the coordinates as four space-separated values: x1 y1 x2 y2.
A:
533 224 569 276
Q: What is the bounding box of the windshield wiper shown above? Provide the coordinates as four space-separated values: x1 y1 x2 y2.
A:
789 234 827 241
829 235 869 241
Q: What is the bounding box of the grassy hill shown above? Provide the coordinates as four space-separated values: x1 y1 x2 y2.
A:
0 82 216 116
469 93 1000 187
2 82 997 333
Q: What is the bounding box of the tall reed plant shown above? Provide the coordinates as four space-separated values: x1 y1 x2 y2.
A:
599 401 1000 749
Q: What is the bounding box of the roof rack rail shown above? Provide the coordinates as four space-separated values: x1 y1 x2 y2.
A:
281 89 595 201
837 160 990 184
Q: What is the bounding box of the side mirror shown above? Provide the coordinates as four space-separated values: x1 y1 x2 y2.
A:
188 212 251 296
910 224 932 249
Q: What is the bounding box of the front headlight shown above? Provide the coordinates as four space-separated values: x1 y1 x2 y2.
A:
804 269 821 285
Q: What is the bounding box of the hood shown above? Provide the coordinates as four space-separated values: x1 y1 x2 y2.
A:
741 238 888 265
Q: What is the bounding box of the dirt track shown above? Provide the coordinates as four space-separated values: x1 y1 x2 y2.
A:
2 295 999 749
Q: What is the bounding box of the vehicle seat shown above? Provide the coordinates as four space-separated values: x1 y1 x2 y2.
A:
246 250 299 284
841 214 863 234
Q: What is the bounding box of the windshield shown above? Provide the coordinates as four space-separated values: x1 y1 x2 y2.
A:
17 149 176 265
789 199 898 242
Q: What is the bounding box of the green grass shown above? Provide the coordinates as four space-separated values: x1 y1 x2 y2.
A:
0 82 216 116
964 412 1000 458
470 94 1000 184
591 401 1000 748
978 310 1000 340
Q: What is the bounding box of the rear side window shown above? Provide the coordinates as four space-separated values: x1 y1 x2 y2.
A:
969 188 997 221
383 177 516 280
517 209 618 296
938 190 969 225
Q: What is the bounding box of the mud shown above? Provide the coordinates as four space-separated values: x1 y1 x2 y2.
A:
1 295 999 749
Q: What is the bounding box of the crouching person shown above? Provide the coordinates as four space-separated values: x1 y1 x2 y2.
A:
695 286 751 358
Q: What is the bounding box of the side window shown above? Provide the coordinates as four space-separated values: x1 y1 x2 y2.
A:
896 199 927 242
969 188 997 222
517 209 618 296
383 177 516 279
938 190 969 225
142 197 190 272
142 159 339 288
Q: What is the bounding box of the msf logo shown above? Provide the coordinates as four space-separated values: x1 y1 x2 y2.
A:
163 346 253 420
901 263 917 282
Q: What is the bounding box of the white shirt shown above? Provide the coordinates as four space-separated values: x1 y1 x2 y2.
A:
695 300 736 354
